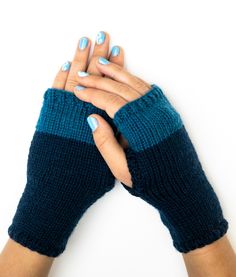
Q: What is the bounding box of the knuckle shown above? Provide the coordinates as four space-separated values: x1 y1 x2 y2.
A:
65 80 78 93
115 83 138 100
90 56 101 65
114 64 122 72
116 83 128 94
108 94 122 106
134 77 150 92
72 60 85 68
53 78 65 89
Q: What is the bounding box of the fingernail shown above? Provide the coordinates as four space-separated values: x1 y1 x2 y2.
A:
79 37 88 50
87 117 98 132
96 31 106 45
78 71 89 77
75 85 86 91
111 46 120 57
61 61 71 72
98 57 110 65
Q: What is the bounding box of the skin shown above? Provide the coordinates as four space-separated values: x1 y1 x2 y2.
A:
1 32 235 276
0 32 125 277
183 236 236 277
0 240 53 277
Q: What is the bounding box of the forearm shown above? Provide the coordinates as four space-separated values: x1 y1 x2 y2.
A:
183 236 236 277
0 239 53 277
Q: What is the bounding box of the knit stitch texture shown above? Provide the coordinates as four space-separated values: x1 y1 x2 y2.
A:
8 89 115 257
114 85 228 252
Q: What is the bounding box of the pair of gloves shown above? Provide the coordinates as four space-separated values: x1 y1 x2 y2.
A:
8 85 228 257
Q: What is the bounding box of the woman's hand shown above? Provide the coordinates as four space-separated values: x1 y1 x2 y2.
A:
73 58 236 277
51 33 131 185
75 57 151 117
52 31 125 92
1 32 126 275
73 58 151 185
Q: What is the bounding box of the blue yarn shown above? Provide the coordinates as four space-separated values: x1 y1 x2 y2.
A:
114 85 183 151
36 88 114 144
9 89 115 257
115 85 228 253
123 127 228 252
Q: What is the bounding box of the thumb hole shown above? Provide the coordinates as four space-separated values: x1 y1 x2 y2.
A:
87 114 132 187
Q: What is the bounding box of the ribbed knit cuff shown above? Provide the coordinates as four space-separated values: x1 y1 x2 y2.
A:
173 220 228 252
8 226 65 257
114 85 183 151
37 88 114 144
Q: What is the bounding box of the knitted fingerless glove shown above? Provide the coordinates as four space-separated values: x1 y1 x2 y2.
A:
114 85 228 253
8 89 115 257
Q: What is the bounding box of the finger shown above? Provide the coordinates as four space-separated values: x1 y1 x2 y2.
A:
52 61 71 90
65 37 91 92
108 45 128 149
109 46 124 67
87 114 132 186
77 73 140 101
87 31 110 75
96 58 151 94
74 86 127 118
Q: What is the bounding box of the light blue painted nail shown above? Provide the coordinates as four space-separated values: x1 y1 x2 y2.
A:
111 46 120 57
75 85 85 91
61 61 71 72
87 117 98 132
96 31 106 45
98 57 110 65
78 71 89 77
79 37 88 50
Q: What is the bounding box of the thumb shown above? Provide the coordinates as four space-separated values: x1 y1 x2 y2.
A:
87 114 132 187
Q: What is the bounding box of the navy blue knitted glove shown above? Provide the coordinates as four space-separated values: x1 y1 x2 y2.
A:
8 89 115 257
114 85 228 253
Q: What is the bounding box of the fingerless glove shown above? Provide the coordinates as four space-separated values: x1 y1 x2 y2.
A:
114 85 228 253
8 89 115 257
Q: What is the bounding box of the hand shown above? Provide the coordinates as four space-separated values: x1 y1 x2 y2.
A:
73 59 228 254
52 31 124 91
52 32 128 149
7 32 124 259
52 32 130 182
74 58 151 185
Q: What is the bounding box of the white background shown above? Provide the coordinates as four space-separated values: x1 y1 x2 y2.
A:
0 0 236 276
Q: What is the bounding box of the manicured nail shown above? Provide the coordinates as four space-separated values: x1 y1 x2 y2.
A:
111 46 120 57
61 61 71 72
78 71 89 77
75 85 85 91
79 37 88 50
98 57 110 65
96 31 106 45
87 117 98 132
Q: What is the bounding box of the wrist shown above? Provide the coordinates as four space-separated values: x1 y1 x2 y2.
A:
183 236 236 277
0 239 53 277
